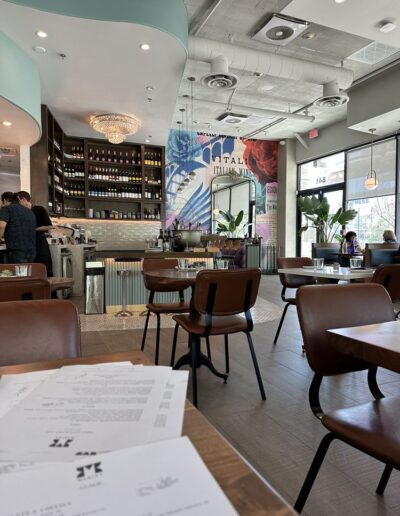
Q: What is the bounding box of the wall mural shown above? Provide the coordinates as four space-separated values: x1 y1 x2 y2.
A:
165 131 278 243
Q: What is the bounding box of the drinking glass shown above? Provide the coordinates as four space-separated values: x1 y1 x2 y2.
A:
216 259 229 270
313 258 324 270
178 258 189 270
350 257 363 269
332 262 340 272
15 264 31 277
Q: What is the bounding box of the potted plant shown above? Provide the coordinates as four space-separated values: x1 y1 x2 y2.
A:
298 196 357 243
215 210 251 238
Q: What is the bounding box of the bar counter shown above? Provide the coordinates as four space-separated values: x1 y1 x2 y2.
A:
95 249 216 259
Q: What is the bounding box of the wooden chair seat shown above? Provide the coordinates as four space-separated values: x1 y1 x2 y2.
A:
322 397 400 466
173 313 248 335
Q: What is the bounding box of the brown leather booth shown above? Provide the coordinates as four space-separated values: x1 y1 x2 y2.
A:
0 299 81 366
364 243 399 268
311 242 340 264
0 277 51 301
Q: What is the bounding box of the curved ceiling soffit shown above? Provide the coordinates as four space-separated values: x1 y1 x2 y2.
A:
0 31 41 145
3 0 188 51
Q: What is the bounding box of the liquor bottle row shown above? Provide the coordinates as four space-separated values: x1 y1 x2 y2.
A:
64 206 86 216
88 185 143 199
88 166 142 183
64 164 85 179
68 146 84 159
65 184 85 197
143 208 160 220
144 188 162 200
89 148 141 165
144 150 162 167
87 209 159 220
144 175 161 185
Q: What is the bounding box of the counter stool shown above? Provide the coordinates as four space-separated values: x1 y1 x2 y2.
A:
115 269 133 317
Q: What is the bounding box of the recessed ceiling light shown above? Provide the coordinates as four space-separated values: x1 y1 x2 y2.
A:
146 86 154 91
145 139 151 143
334 0 347 3
32 45 46 53
302 31 316 40
193 120 200 124
2 121 12 127
35 30 47 38
379 21 397 33
139 43 150 51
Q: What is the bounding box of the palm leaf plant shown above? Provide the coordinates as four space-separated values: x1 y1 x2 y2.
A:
215 209 251 237
298 196 357 243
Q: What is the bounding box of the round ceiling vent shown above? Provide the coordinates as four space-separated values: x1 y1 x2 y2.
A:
266 26 294 41
314 93 349 108
201 73 238 90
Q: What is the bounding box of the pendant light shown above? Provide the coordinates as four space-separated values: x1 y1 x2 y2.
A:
364 128 379 190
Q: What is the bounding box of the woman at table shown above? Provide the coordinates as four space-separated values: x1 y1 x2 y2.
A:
16 191 53 276
383 229 396 243
339 231 363 266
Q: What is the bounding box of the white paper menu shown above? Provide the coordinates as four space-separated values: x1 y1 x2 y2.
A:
0 364 188 463
0 436 238 516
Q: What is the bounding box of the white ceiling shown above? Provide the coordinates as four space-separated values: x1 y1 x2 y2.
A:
0 97 40 146
0 1 187 146
178 0 400 140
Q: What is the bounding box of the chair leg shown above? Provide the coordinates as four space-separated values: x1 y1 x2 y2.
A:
376 464 393 495
224 334 229 373
141 310 151 351
170 323 179 367
309 373 324 420
273 303 290 345
155 313 161 365
368 367 385 400
206 337 212 360
191 335 199 408
294 433 336 513
245 332 266 400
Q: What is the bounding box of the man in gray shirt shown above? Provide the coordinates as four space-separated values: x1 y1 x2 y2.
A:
0 195 36 263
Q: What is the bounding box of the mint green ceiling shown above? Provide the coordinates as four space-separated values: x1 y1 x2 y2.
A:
3 0 188 50
0 30 41 134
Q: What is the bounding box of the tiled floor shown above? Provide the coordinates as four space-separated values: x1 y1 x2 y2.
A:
79 275 400 516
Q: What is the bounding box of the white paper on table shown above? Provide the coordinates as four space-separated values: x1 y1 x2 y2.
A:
0 365 188 463
0 436 238 516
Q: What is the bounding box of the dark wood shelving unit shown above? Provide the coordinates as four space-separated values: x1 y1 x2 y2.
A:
31 106 165 222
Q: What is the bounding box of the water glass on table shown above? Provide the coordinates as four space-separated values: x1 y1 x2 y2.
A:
215 259 229 270
15 265 32 277
313 258 324 271
350 257 363 269
178 258 189 270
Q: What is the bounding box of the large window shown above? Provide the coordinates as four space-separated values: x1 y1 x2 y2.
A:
346 138 396 245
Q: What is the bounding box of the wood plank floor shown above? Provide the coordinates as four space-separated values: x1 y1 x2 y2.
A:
80 275 400 516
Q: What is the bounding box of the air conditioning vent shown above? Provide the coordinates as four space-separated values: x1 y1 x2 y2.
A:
252 13 309 47
347 41 400 65
314 94 349 108
202 74 238 89
216 112 249 124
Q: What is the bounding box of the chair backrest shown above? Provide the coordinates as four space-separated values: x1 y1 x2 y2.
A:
0 278 51 302
312 243 339 264
193 268 260 316
0 263 47 278
142 258 180 292
364 243 398 268
277 257 315 288
372 264 400 303
0 299 81 366
296 283 395 376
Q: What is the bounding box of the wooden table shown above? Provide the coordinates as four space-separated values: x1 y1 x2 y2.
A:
48 276 74 292
278 266 374 281
144 268 198 289
0 350 294 515
327 320 400 373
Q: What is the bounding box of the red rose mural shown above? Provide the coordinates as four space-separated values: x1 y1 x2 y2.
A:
243 140 278 185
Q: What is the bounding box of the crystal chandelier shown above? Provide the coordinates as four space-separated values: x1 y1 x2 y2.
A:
89 114 141 144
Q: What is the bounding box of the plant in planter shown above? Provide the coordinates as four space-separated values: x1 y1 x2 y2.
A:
298 196 357 243
215 210 251 238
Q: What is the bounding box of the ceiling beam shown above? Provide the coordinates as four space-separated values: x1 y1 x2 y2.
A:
189 0 223 36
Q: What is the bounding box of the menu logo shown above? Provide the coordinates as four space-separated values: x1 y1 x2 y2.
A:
49 438 74 448
76 462 103 480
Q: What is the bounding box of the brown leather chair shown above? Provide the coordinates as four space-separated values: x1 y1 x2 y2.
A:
141 259 190 365
172 268 266 407
294 283 397 513
372 264 400 316
0 263 47 277
0 299 81 366
274 257 315 345
0 277 51 302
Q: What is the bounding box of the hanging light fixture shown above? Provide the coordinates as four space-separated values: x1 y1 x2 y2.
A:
364 128 379 190
89 114 140 144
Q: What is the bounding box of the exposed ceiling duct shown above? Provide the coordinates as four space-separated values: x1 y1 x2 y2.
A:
201 55 238 89
314 80 350 108
189 36 354 90
181 97 315 123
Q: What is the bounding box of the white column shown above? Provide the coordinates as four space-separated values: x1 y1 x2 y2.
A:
19 145 30 192
277 139 297 257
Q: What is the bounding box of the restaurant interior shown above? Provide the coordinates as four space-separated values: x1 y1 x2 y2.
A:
1 0 400 514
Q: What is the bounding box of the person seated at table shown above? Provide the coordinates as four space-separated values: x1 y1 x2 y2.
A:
383 229 396 243
339 231 363 266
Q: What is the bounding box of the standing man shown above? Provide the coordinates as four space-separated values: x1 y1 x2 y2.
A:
1 191 13 207
16 191 53 276
0 193 36 263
